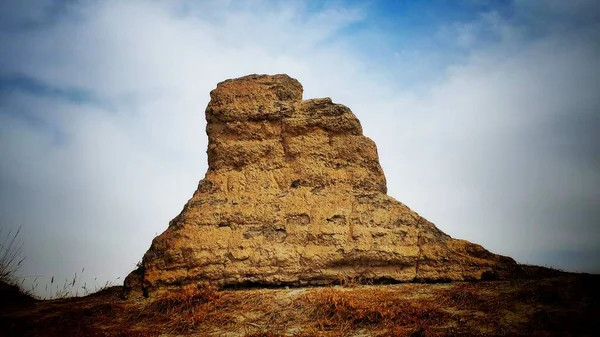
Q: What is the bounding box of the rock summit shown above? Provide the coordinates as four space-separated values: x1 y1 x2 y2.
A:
126 74 518 295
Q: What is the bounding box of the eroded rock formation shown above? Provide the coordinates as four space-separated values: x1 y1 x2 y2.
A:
126 74 518 295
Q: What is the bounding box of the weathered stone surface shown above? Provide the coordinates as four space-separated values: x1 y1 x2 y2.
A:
126 74 518 295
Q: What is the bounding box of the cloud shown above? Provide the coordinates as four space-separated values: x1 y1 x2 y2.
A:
1 0 599 297
0 0 384 297
372 3 600 268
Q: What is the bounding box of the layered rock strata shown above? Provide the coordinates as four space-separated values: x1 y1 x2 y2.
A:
126 74 518 295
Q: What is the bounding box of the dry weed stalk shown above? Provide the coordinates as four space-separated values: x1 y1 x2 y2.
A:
0 226 26 284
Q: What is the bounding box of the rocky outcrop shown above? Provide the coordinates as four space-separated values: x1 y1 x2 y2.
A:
125 74 518 295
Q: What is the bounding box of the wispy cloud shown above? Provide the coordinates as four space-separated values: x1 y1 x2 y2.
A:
1 0 598 297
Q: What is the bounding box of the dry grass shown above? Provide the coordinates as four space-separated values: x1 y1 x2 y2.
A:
0 226 25 284
2 275 599 336
120 278 600 336
127 284 224 334
0 226 36 307
298 287 450 335
243 333 289 337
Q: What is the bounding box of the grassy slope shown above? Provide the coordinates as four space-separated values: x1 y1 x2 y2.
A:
1 273 599 337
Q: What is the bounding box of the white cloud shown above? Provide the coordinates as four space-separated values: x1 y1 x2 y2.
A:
0 0 386 297
1 0 599 297
373 10 600 263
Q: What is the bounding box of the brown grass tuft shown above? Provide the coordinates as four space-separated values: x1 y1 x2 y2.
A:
128 284 224 334
243 332 288 337
148 284 221 314
299 287 450 335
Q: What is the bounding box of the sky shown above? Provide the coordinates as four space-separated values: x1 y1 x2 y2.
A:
0 0 599 298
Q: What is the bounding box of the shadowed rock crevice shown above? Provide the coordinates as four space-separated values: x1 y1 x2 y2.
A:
125 74 519 296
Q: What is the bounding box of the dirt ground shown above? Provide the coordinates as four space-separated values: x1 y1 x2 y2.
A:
1 273 598 336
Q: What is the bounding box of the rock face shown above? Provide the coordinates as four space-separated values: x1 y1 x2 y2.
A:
126 74 518 295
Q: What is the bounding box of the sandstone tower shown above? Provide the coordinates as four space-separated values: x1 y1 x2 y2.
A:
125 74 518 295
